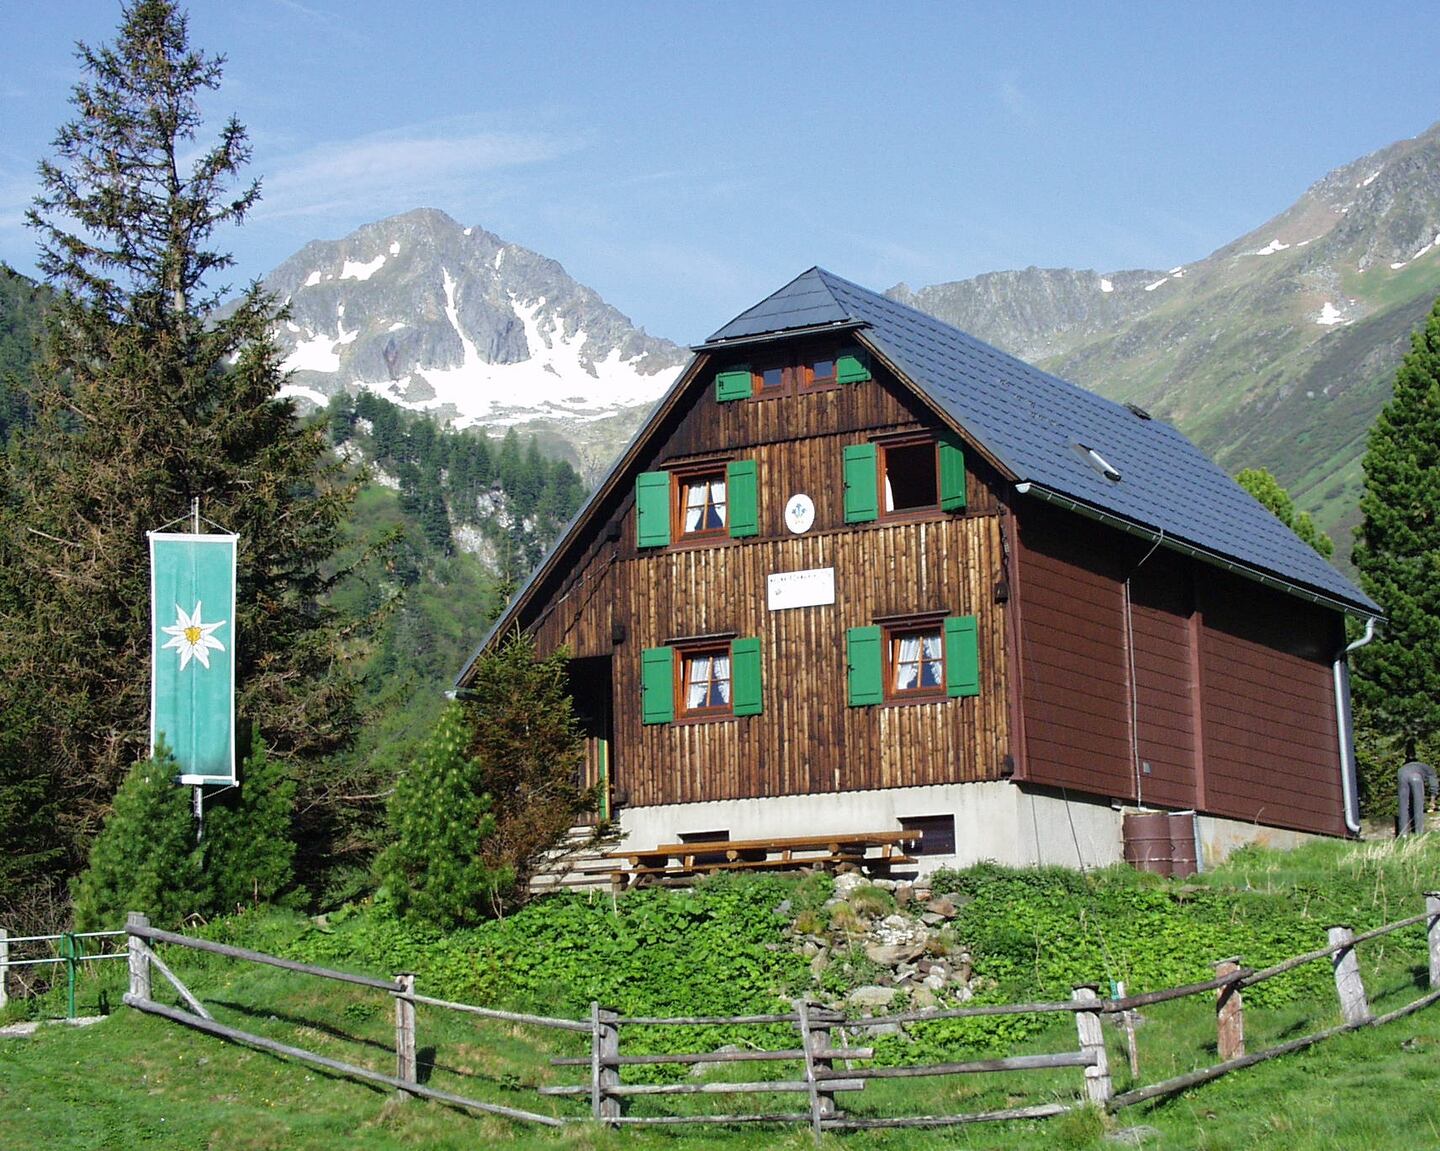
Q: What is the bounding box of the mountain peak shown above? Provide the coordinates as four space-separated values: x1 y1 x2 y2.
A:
266 215 687 452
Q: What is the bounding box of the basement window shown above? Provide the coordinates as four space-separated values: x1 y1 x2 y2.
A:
899 814 956 856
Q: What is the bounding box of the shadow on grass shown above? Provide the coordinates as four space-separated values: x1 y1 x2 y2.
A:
206 997 392 1057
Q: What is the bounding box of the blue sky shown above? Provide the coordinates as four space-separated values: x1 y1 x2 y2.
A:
3 2 1437 343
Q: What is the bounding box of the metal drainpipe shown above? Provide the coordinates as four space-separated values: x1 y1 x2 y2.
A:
1334 618 1377 835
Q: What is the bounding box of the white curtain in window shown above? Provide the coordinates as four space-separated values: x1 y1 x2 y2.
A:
895 635 920 690
709 480 727 528
921 633 943 686
713 654 730 703
884 474 895 513
684 483 706 531
686 655 712 707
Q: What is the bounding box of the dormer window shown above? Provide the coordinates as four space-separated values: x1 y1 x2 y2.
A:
713 347 869 402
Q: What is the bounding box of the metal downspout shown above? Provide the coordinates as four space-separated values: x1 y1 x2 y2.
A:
1335 618 1378 835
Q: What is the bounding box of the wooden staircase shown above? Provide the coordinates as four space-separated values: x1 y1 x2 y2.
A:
527 824 626 894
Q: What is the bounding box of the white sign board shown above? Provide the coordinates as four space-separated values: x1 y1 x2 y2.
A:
767 567 835 611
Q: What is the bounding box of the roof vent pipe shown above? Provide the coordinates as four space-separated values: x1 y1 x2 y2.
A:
1334 617 1378 835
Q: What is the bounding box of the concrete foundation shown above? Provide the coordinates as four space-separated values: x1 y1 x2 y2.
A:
615 781 1324 875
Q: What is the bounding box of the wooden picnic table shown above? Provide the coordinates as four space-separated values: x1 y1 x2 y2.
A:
603 829 922 886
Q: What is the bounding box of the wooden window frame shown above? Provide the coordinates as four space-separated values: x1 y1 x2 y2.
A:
877 433 941 521
675 641 735 722
882 613 948 703
671 463 729 543
747 347 845 401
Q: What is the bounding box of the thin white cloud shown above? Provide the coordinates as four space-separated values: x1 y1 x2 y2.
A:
998 75 1032 121
254 127 578 222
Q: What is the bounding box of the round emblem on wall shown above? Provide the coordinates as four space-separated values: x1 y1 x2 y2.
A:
785 493 815 535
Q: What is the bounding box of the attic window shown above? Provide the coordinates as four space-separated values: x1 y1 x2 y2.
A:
1075 443 1122 482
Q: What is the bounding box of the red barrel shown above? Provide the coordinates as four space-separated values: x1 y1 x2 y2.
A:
1168 811 1198 877
1123 811 1173 876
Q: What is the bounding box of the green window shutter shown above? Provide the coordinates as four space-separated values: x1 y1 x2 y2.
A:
944 615 980 698
730 637 763 716
641 646 674 724
635 471 671 548
843 443 878 523
939 437 967 512
847 626 883 706
836 347 872 384
715 364 753 402
727 459 758 539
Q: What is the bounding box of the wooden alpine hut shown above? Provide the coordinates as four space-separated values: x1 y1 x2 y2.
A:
455 268 1381 875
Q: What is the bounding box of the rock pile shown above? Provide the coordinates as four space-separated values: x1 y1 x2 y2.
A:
788 875 986 1014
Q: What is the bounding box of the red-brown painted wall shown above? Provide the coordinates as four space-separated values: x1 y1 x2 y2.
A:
1014 501 1347 836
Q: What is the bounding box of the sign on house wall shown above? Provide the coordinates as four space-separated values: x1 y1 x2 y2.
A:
149 532 238 785
767 567 835 611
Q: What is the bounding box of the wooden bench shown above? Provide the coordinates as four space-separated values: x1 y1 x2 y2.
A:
604 830 921 887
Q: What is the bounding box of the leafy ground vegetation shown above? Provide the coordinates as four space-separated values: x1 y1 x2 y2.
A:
4 837 1440 1150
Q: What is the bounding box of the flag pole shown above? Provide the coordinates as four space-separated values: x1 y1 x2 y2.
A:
192 496 203 843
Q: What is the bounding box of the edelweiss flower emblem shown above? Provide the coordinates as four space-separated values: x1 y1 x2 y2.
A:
160 601 226 671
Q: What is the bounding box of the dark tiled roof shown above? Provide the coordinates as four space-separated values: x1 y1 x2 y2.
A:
704 267 1378 615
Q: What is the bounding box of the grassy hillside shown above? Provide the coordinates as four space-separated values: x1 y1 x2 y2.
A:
5 838 1440 1150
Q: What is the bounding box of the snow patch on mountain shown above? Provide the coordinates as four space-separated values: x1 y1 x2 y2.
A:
1099 278 1113 293
1144 276 1170 292
1254 237 1290 255
341 255 386 281
1316 302 1347 326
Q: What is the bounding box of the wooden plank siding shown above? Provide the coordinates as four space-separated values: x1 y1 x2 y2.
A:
1129 551 1198 810
1015 501 1347 836
519 362 1012 809
1197 571 1346 835
1013 503 1135 799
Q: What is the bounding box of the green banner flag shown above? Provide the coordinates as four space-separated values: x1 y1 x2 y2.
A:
149 532 238 785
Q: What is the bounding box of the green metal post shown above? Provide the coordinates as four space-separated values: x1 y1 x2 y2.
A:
61 932 78 1020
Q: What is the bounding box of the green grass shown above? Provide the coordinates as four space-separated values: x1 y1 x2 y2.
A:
4 837 1440 1149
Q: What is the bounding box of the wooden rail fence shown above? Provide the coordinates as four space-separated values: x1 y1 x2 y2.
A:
120 891 1440 1139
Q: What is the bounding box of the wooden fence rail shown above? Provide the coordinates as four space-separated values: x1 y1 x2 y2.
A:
120 889 1440 1141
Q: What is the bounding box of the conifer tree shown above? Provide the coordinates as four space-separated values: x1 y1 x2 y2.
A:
1352 295 1440 758
1 1 358 884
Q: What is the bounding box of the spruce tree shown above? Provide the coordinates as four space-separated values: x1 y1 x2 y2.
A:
1 1 358 884
1352 295 1440 758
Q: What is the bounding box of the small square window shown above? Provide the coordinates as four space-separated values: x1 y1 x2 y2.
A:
887 623 945 698
882 441 939 513
803 357 837 388
759 366 786 392
681 645 732 716
900 814 956 856
679 472 727 536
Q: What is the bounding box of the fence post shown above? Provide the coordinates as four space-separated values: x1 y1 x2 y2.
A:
795 999 837 1139
1426 893 1440 991
589 1001 621 1124
393 974 417 1095
125 913 151 1005
1327 925 1371 1025
0 927 8 1012
1215 957 1244 1061
1072 985 1112 1106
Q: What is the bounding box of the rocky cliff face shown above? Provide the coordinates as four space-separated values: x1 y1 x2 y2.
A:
265 208 688 474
